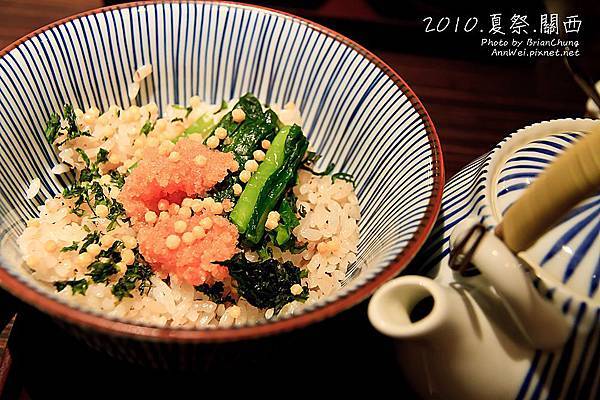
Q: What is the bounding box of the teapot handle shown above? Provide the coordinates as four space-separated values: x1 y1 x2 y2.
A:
497 129 600 252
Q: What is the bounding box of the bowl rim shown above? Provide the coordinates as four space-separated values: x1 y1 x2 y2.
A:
0 0 444 342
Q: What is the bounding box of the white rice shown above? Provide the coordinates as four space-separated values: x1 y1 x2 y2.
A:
25 177 41 199
17 97 360 328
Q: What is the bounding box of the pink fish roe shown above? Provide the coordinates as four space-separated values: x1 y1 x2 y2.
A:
137 211 238 286
119 138 238 222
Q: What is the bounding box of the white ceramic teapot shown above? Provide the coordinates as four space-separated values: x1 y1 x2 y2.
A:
368 119 600 400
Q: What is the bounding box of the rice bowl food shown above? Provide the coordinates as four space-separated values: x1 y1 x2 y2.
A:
18 70 360 329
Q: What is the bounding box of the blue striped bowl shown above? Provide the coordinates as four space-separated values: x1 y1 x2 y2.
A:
0 1 442 344
416 119 600 399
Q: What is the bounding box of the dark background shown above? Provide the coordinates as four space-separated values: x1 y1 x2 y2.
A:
1 0 599 398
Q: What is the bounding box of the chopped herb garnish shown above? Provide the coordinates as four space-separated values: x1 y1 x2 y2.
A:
79 231 100 254
44 113 61 144
331 172 356 187
61 105 92 144
87 260 118 284
219 100 228 112
111 251 153 301
109 170 125 189
140 119 154 136
60 149 127 222
60 242 79 252
54 278 88 295
98 240 124 262
97 148 109 164
84 240 123 284
76 148 91 167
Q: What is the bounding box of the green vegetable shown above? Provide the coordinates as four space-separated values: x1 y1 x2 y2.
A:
273 196 300 246
181 114 217 141
207 175 237 202
206 94 278 201
221 109 279 164
59 146 127 227
230 126 290 232
256 244 273 261
85 240 124 284
231 124 308 244
222 253 308 313
98 240 124 262
301 161 335 176
54 278 88 295
212 93 263 138
180 93 262 143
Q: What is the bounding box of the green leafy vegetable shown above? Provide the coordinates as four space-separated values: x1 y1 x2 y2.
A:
272 195 300 246
220 109 279 164
222 253 308 313
76 148 91 167
182 114 217 140
204 93 264 144
231 124 308 244
205 94 279 201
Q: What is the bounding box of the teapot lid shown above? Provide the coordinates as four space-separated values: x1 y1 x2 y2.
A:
488 120 600 302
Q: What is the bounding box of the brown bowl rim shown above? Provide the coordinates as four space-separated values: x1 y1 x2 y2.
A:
0 0 444 342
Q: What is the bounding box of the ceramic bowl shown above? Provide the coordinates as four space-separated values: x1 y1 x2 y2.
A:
0 1 443 349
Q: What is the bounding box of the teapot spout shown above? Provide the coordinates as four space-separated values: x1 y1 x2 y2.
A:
451 218 570 350
368 276 448 340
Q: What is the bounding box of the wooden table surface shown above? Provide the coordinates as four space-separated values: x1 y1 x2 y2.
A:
0 0 592 397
